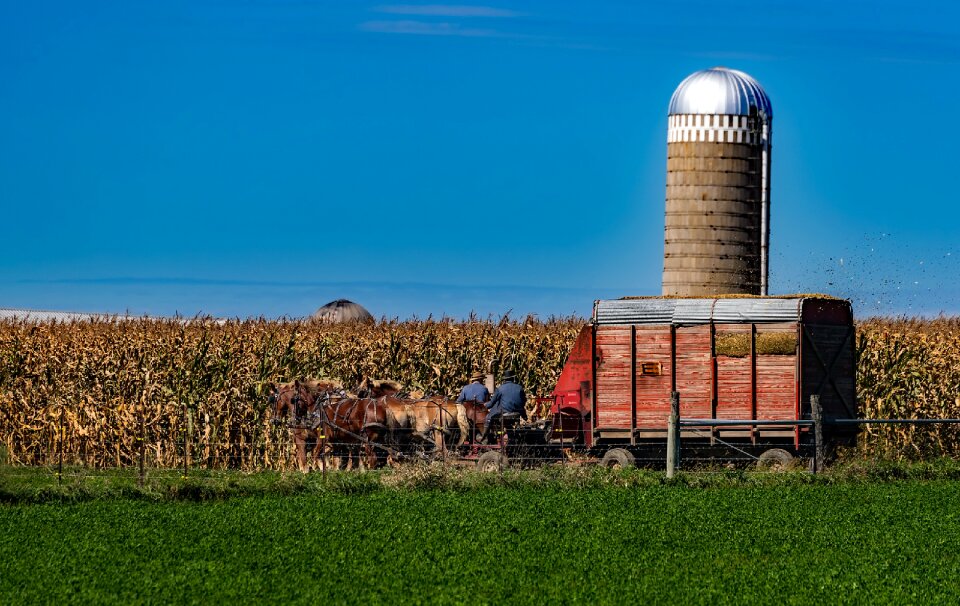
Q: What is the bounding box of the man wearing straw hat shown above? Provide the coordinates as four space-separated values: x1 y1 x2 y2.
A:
456 371 490 405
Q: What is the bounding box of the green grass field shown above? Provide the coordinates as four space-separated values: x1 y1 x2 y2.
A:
3 472 960 604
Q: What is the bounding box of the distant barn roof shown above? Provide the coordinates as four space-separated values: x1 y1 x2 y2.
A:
312 299 374 323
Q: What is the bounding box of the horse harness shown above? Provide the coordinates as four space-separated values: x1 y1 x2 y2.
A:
281 389 443 461
280 387 340 431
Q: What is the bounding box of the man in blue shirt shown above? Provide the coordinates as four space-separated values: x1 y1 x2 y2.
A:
481 370 527 443
456 372 490 405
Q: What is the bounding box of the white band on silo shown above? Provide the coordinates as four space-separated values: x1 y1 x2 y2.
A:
667 114 770 145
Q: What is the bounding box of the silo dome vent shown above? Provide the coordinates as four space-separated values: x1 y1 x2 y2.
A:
668 67 772 118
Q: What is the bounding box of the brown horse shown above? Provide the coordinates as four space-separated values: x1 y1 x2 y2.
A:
267 379 341 471
313 397 391 469
269 379 394 470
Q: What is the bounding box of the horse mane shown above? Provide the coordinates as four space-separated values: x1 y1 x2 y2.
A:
363 378 402 392
276 377 344 392
303 378 344 392
358 377 406 398
375 379 403 392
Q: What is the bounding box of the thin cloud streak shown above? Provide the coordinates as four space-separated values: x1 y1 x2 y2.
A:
18 276 630 294
359 19 510 37
372 5 523 18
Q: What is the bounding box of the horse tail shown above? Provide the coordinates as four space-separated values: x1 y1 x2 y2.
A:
455 403 470 446
408 402 430 436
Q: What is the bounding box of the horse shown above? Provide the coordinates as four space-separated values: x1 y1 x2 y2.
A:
379 395 472 456
268 379 395 471
267 379 341 471
313 397 391 469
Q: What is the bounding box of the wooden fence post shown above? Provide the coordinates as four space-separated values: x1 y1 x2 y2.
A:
667 391 680 478
58 401 64 486
182 401 189 479
438 400 446 464
811 394 823 474
138 411 146 488
321 433 327 481
558 405 565 468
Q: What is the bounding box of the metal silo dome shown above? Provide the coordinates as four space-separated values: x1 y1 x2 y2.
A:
668 67 772 118
312 299 374 323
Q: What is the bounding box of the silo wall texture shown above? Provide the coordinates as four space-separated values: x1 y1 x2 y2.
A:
662 116 765 296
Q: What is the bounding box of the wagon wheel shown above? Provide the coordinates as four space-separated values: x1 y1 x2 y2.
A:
756 448 794 471
476 451 508 472
600 448 636 469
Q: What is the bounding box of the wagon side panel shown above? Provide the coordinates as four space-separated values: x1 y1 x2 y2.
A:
634 325 673 431
715 323 753 420
755 322 799 421
674 325 712 421
801 323 858 435
595 325 633 430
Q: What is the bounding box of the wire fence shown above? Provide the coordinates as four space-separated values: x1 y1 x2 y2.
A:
7 425 960 489
8 393 960 490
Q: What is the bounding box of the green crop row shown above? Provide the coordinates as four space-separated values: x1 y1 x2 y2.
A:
3 481 960 603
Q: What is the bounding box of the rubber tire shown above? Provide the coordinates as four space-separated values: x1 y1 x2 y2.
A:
600 448 636 469
756 448 794 471
476 451 509 472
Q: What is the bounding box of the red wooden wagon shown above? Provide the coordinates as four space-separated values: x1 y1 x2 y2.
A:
545 295 858 466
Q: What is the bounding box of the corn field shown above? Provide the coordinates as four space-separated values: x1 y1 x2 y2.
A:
856 317 960 459
1 315 959 470
0 316 581 470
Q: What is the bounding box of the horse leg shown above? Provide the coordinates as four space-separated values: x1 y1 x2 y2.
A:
294 432 308 472
360 444 372 470
313 436 329 470
337 443 352 470
305 434 318 472
369 443 384 469
347 444 360 471
357 444 367 470
336 444 350 470
376 434 389 468
366 430 387 469
326 440 340 469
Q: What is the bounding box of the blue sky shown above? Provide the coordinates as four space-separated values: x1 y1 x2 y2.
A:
2 0 958 319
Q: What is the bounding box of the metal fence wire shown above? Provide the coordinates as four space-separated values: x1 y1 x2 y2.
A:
6 394 960 487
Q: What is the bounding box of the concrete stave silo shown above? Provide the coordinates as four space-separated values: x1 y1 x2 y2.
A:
662 67 772 296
